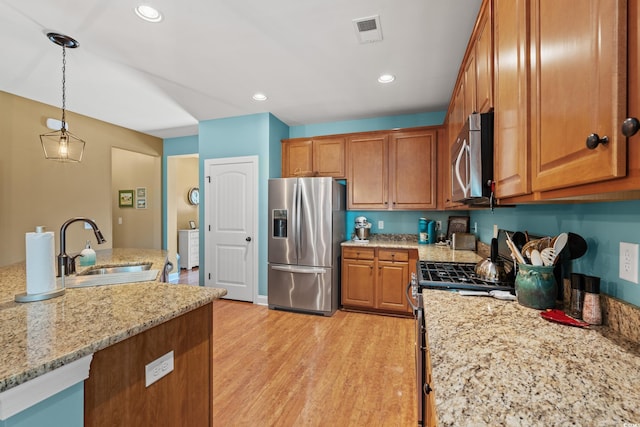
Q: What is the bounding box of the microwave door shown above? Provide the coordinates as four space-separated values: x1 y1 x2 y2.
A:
453 140 471 200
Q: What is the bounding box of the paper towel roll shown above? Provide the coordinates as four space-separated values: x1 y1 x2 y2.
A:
25 230 56 294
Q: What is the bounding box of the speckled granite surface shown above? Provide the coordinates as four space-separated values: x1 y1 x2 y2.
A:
0 248 226 392
423 289 640 426
341 234 482 263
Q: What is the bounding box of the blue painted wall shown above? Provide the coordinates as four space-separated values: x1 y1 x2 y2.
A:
471 201 640 307
1 382 83 427
289 111 446 138
198 113 288 296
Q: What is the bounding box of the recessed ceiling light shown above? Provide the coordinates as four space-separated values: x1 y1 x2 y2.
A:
378 74 396 84
134 5 163 22
252 93 268 101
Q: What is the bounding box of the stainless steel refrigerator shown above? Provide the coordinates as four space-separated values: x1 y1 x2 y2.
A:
268 177 345 316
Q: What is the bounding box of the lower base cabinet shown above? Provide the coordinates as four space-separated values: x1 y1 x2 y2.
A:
341 247 417 316
84 303 213 427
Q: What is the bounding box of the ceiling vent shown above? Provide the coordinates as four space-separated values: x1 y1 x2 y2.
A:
352 15 383 44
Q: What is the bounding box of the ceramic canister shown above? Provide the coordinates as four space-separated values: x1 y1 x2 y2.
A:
515 263 557 310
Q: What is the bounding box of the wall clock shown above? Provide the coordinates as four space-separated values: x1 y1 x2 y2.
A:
188 187 199 205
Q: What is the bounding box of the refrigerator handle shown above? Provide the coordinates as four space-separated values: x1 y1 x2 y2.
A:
271 265 327 274
295 181 302 260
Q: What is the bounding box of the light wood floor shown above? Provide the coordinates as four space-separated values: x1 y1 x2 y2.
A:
211 300 417 426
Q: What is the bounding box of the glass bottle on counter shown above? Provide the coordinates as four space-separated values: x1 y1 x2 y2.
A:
582 275 602 325
569 273 585 319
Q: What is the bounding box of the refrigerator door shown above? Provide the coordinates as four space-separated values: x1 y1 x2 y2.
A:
297 177 334 267
268 178 298 265
268 264 335 314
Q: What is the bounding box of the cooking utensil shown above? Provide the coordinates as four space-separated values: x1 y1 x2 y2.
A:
512 231 527 252
475 238 508 282
540 247 555 266
531 249 543 266
506 232 526 264
521 240 538 262
567 232 587 259
552 232 568 262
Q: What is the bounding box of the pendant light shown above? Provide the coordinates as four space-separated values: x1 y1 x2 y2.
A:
40 33 85 163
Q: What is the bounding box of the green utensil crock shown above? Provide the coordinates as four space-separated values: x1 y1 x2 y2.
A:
515 263 557 310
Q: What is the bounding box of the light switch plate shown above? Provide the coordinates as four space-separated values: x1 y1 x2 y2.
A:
145 351 174 387
378 220 384 229
619 242 639 284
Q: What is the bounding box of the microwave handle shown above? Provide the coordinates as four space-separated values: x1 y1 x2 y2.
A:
454 141 469 197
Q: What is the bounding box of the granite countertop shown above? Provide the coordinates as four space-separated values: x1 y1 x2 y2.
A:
423 289 640 426
0 248 227 393
341 234 483 263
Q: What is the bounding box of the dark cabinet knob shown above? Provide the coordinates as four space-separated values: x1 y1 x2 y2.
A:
246 236 252 242
622 117 640 137
585 133 609 149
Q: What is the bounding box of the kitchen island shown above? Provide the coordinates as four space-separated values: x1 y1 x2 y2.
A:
423 289 640 426
0 248 226 426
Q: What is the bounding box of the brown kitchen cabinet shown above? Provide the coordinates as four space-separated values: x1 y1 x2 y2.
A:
493 0 530 199
529 0 627 192
494 0 634 203
281 136 346 178
341 247 416 316
85 303 213 427
347 128 437 210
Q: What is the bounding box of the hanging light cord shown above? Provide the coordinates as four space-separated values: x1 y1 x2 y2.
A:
60 45 67 130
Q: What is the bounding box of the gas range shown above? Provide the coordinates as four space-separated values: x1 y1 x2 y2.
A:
418 260 514 292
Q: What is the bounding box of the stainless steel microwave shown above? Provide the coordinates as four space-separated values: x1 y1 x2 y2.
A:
451 112 494 204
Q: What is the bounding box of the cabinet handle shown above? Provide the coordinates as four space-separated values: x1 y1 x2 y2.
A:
622 117 640 137
585 133 609 149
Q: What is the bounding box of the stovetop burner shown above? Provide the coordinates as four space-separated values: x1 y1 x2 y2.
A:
418 261 514 291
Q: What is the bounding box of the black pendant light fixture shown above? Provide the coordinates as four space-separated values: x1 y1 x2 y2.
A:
40 32 85 163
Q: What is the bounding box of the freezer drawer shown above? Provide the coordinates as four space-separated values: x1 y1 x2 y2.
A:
268 264 337 315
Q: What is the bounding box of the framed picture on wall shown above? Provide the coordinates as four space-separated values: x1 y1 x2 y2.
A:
137 198 147 209
119 190 134 208
136 187 147 199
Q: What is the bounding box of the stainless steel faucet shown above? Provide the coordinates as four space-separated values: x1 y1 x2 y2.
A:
57 217 106 276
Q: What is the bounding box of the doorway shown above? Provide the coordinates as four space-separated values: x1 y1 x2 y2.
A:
204 156 258 302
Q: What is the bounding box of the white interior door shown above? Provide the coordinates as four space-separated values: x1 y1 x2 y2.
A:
204 156 257 302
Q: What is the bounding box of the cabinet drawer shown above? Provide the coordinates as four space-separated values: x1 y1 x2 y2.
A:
343 247 375 260
378 249 409 262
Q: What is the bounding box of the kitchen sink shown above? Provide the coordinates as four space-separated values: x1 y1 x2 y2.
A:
63 263 158 288
77 263 152 276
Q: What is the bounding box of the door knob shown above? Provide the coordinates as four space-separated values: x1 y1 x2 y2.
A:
246 236 252 242
585 133 609 149
622 117 640 137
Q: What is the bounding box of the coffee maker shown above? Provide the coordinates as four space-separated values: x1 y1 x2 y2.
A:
354 216 371 241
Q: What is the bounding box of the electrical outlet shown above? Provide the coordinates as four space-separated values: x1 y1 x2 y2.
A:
435 221 442 231
493 224 498 238
473 222 478 233
145 351 174 387
619 242 639 284
378 220 384 230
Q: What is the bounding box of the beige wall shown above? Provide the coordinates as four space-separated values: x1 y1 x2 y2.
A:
176 157 199 230
0 91 163 267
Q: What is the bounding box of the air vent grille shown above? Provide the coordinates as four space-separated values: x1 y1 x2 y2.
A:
352 15 383 43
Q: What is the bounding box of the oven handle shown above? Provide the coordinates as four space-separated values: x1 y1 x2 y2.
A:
406 273 418 312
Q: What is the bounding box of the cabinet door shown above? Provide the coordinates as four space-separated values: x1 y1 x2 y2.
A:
341 258 376 308
530 0 626 191
474 0 493 114
463 55 477 118
347 134 388 209
282 140 313 177
390 130 437 209
313 137 346 178
377 261 409 312
493 0 530 199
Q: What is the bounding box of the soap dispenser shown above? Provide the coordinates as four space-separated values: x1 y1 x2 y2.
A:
79 240 96 266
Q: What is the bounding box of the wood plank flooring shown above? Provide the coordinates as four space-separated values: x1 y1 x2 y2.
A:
211 300 416 426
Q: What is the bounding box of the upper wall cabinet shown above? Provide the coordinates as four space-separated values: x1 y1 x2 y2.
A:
529 0 627 193
281 136 346 178
347 129 438 210
493 0 530 199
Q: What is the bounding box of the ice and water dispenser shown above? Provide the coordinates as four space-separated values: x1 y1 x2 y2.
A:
273 209 287 238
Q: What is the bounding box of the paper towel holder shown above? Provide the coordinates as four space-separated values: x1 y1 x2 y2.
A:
15 287 65 303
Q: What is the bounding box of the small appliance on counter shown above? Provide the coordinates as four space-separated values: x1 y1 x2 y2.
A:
353 216 371 242
418 218 435 244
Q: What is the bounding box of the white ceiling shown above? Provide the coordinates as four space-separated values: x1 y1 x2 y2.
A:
0 0 482 139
